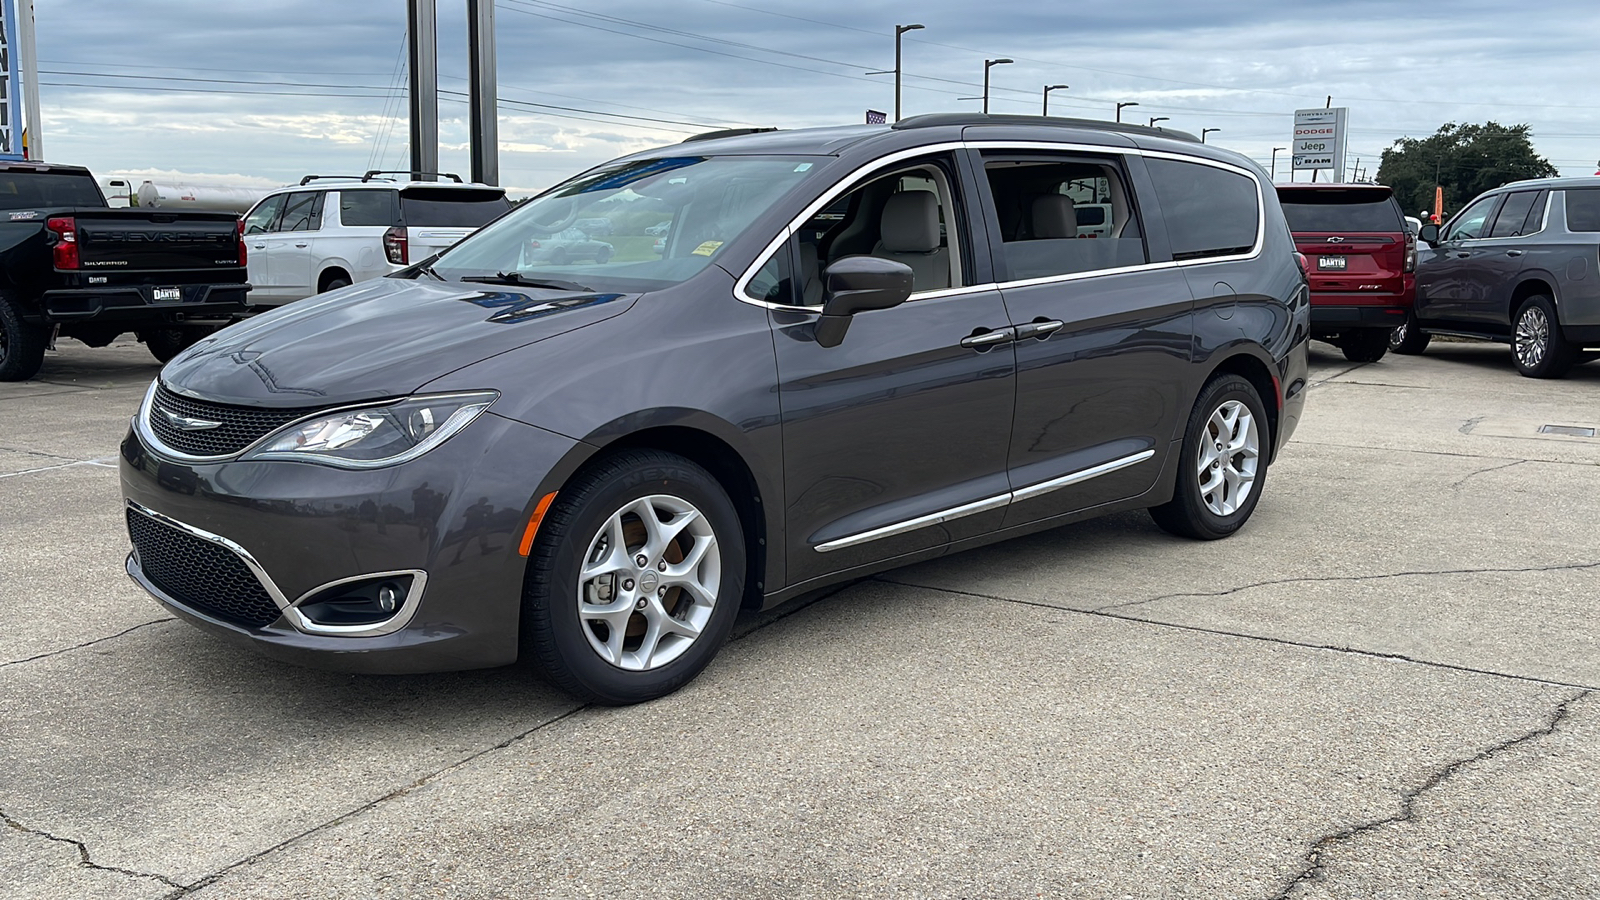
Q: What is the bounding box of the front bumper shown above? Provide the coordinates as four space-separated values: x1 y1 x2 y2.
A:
119 410 582 674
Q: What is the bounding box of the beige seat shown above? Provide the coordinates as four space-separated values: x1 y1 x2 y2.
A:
870 190 949 292
1031 194 1077 239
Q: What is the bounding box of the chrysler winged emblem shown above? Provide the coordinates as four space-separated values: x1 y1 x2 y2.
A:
156 405 222 432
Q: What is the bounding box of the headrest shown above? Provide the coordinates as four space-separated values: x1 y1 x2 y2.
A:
1032 194 1077 239
880 191 941 253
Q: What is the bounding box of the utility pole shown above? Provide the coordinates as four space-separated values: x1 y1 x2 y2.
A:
407 0 439 181
893 24 923 122
1116 101 1138 123
467 0 498 185
1042 84 1068 116
18 0 39 160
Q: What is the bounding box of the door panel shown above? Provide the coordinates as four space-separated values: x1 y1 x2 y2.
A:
1417 194 1501 323
772 290 1016 585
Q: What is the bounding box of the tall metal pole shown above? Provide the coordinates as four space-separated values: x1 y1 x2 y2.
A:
892 24 922 123
1115 101 1138 123
407 0 438 181
982 58 1011 115
467 0 498 185
18 0 39 160
1043 84 1068 116
1271 147 1284 182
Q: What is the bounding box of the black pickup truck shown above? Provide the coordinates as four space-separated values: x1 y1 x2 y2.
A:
0 161 250 380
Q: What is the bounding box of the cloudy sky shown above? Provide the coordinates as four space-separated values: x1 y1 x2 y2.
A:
33 0 1600 196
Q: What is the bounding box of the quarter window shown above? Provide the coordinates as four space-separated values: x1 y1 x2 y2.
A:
1565 188 1600 232
982 156 1147 281
339 190 398 227
1488 191 1538 238
1144 158 1259 261
1443 195 1499 241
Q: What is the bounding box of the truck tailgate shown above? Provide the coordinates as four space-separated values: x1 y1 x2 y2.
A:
73 209 241 271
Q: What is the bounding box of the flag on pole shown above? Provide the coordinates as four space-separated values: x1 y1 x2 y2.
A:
865 109 887 125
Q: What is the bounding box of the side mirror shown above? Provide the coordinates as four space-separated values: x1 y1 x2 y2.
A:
1418 223 1440 245
814 256 914 348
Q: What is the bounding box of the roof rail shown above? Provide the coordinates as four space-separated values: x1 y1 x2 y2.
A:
298 174 366 186
892 113 1200 143
361 169 465 183
680 127 778 144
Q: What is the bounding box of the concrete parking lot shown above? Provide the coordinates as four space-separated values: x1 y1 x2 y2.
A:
3 337 1598 899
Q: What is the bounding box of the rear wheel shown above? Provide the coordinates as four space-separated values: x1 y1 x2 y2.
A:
550 248 569 266
0 292 48 382
595 246 613 264
1389 311 1430 355
1339 328 1390 363
521 449 746 705
321 276 351 293
1150 374 1269 540
138 325 209 364
1512 295 1576 379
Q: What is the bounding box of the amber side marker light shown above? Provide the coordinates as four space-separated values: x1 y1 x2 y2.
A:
518 492 558 556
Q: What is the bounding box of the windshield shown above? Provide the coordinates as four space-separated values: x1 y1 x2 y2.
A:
1278 189 1402 232
0 172 105 210
431 155 821 290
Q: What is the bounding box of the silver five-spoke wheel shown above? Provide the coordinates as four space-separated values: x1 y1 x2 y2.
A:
1514 304 1549 370
1195 399 1260 517
577 494 720 672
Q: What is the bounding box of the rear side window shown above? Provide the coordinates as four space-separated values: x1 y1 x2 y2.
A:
279 191 324 233
1566 188 1600 232
399 189 511 227
1277 189 1403 233
1145 158 1259 261
1488 191 1539 238
0 172 105 208
981 156 1148 280
339 190 398 227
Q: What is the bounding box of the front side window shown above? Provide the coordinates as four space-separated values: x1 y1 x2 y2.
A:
1488 191 1539 238
242 195 286 235
982 155 1147 281
435 155 821 292
1145 158 1260 261
1443 195 1499 241
1565 188 1600 232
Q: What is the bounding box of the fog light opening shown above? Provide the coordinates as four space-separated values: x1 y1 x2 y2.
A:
296 575 415 627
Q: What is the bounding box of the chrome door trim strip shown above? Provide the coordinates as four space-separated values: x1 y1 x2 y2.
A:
1011 449 1156 502
813 449 1156 552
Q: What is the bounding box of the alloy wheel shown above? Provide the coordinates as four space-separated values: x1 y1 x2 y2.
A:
576 494 720 671
1196 399 1260 517
1515 306 1549 369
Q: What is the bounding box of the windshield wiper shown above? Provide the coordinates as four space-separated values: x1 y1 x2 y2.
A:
459 272 591 292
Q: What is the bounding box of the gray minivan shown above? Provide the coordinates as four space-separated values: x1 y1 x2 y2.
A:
1398 177 1600 378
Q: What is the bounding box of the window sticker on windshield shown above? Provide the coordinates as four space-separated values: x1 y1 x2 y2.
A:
692 241 723 256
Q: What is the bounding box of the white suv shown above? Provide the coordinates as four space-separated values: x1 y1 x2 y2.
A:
238 172 511 307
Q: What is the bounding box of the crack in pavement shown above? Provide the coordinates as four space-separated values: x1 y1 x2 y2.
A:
1289 440 1599 468
0 456 120 479
1310 362 1370 388
0 445 85 463
2 805 185 891
1268 689 1593 900
874 577 1600 693
1092 560 1600 613
0 619 177 670
1450 458 1525 488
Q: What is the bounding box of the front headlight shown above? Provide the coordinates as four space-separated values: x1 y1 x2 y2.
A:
243 391 498 468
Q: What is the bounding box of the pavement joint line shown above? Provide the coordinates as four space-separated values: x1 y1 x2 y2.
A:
1315 380 1435 389
1309 361 1369 387
1090 560 1600 613
0 445 83 463
874 577 1600 694
1 805 186 890
1288 439 1598 467
0 456 120 479
1268 689 1593 900
0 618 177 671
156 579 863 897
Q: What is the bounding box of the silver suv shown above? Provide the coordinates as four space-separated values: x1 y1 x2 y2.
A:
1400 177 1600 377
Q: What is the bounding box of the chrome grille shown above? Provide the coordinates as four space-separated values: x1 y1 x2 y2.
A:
147 383 324 458
126 507 282 628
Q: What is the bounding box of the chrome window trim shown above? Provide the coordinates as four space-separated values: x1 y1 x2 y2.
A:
734 139 1267 312
814 449 1155 552
126 500 426 637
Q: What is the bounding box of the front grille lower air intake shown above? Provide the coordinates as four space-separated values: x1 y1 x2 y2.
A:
126 506 283 628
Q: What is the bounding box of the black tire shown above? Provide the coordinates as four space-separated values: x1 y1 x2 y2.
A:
1389 311 1431 355
138 325 208 364
1339 328 1390 363
550 248 569 266
595 246 613 264
521 449 747 705
1511 294 1577 379
0 292 49 382
321 276 352 293
1149 374 1270 541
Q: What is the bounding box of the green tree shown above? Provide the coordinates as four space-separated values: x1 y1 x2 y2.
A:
1377 122 1558 218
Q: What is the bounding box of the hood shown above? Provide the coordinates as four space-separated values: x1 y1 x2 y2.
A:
160 277 638 407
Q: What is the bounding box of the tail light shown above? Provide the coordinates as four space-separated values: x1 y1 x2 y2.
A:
46 216 79 270
1403 230 1416 273
383 226 408 265
528 240 541 249
237 218 247 268
1293 251 1310 281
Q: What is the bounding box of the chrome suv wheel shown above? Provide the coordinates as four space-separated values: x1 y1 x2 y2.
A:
1512 295 1576 379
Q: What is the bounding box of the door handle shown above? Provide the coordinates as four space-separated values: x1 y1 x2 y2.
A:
1453 252 1471 259
252 243 266 249
960 327 1016 350
295 243 308 248
1506 249 1524 257
1014 319 1064 340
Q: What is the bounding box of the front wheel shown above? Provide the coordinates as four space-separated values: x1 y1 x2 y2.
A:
1389 311 1431 355
1512 295 1576 379
0 292 48 381
1150 374 1269 541
521 449 746 704
1339 328 1390 363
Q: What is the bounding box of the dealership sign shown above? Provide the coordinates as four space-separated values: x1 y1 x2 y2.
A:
1291 107 1348 180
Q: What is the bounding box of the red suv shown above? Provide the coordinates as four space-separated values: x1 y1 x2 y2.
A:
1276 184 1416 362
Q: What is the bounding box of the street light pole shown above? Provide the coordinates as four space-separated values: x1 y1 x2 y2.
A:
982 58 1012 115
1116 101 1138 123
1042 84 1069 116
893 23 924 122
1201 127 1221 144
1271 147 1285 181
1148 116 1170 128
